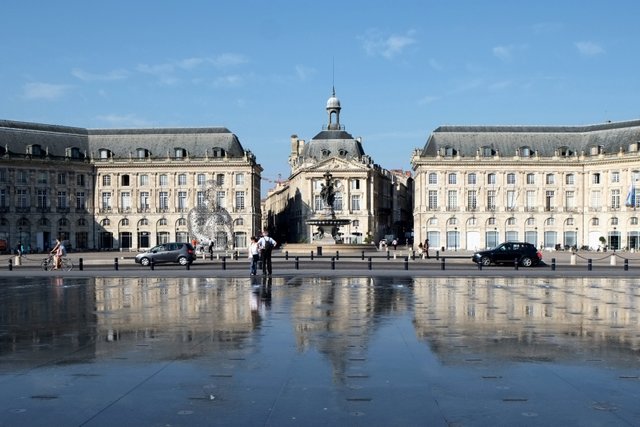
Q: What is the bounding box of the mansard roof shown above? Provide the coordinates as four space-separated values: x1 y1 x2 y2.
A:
0 120 248 160
301 129 365 161
420 119 640 157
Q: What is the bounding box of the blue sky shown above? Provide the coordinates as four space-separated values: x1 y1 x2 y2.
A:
3 0 640 188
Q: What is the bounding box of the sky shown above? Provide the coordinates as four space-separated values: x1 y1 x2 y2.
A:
3 0 640 190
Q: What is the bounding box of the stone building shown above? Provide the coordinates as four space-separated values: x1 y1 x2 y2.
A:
263 91 413 245
0 120 262 252
411 120 640 252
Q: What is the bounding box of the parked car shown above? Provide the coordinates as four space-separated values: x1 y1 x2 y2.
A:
472 242 542 267
134 242 196 266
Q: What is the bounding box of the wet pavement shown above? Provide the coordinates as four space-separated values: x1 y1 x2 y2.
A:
1 274 640 426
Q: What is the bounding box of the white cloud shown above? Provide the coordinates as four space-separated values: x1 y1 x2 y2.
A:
214 74 244 87
23 82 71 100
210 53 248 68
295 64 316 81
492 45 513 61
575 41 604 56
359 29 417 59
95 114 152 128
71 68 128 81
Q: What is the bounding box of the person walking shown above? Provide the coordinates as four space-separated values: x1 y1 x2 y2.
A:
258 231 277 276
248 236 260 275
424 238 430 259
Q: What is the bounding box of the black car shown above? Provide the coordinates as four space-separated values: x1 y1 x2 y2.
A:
472 242 542 267
134 242 196 266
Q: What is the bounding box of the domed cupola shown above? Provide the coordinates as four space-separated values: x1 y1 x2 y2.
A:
326 87 342 130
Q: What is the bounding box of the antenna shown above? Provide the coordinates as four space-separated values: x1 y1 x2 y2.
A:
332 57 335 95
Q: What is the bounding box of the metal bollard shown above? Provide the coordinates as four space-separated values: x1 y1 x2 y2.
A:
8 258 12 271
114 257 119 271
295 256 299 270
368 257 372 270
404 256 409 270
588 259 592 271
336 251 339 261
551 258 556 271
387 251 390 260
361 250 365 261
441 257 445 270
436 250 440 261
624 259 629 271
186 261 190 270
514 258 519 270
477 261 482 270
222 257 226 270
285 250 289 261
79 258 84 271
412 250 415 261
234 251 239 261
210 252 213 261
150 259 155 270
331 257 335 270
310 251 314 261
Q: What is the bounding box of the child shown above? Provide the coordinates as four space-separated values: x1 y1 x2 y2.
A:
248 236 260 275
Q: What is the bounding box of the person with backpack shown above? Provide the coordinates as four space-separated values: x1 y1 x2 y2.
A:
258 231 277 276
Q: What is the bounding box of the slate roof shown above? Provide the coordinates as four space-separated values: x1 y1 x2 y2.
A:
0 120 247 160
421 120 640 157
301 129 365 160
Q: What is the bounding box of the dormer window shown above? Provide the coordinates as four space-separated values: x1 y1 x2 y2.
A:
519 146 532 157
136 148 150 159
444 146 457 157
321 149 330 157
482 146 494 157
590 145 604 155
212 147 226 157
174 148 187 158
338 149 348 156
27 144 43 157
558 146 573 157
99 148 113 160
65 147 82 159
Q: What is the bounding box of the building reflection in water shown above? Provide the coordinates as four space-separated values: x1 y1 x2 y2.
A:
1 275 639 375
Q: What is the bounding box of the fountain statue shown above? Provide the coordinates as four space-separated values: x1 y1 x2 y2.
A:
306 171 351 244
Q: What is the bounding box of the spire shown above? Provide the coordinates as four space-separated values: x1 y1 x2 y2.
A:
326 88 341 130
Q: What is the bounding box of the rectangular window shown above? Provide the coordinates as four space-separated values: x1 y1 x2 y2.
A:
592 173 601 184
334 193 343 211
158 191 169 210
314 195 323 211
447 190 457 210
17 170 28 184
487 174 496 185
17 189 29 208
178 174 187 186
235 191 245 210
0 169 6 183
216 174 225 186
428 190 438 210
546 174 555 185
506 190 516 210
611 189 621 209
467 190 477 210
0 189 6 208
120 192 131 210
216 191 225 208
350 194 361 211
507 173 516 185
37 172 48 185
76 192 86 209
57 173 66 185
351 179 360 190
565 191 575 210
57 191 67 208
101 192 111 210
102 175 111 186
565 174 575 185
197 174 206 186
545 190 555 211
467 173 476 185
235 173 245 186
448 173 457 185
590 190 601 210
76 174 85 187
37 189 48 208
487 190 496 210
178 191 187 210
526 174 535 185
429 173 438 185
139 192 150 210
197 191 205 207
159 174 168 187
526 190 536 210
139 174 149 186
612 171 620 183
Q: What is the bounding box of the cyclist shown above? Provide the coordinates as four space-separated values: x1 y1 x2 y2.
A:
51 238 66 270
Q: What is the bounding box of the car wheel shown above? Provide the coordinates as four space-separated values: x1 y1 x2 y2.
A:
480 256 491 266
521 257 533 267
140 257 150 266
178 256 188 266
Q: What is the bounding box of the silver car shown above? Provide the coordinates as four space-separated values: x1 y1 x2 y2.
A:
134 242 196 266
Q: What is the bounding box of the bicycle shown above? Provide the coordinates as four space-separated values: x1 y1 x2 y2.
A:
41 254 73 271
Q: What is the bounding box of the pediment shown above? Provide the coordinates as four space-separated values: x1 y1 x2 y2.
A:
306 156 370 172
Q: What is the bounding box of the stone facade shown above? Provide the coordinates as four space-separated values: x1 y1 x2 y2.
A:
0 120 262 253
411 121 640 252
263 91 413 245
